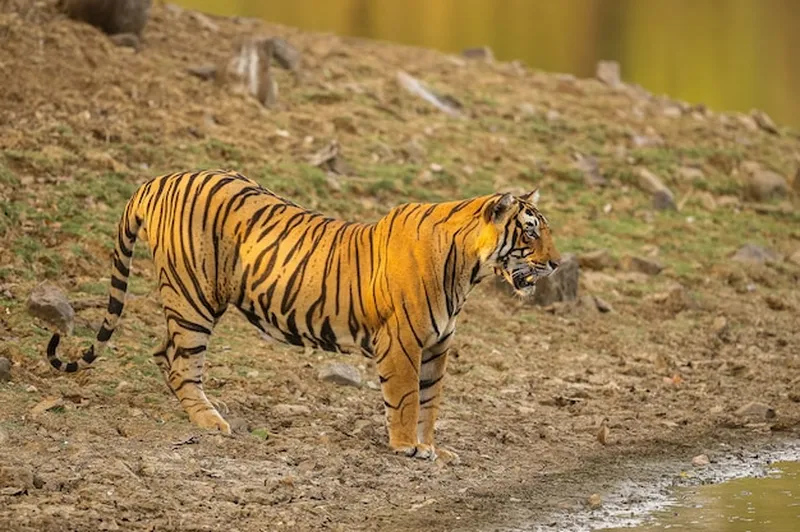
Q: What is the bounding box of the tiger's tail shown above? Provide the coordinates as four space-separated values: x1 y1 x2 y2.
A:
47 189 145 373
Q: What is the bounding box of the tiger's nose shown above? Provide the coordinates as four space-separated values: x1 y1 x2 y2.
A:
548 259 560 271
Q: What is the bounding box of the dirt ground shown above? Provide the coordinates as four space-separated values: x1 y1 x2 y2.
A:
1 3 799 531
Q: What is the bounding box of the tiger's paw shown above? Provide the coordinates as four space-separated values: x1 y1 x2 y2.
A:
192 410 232 435
391 443 437 461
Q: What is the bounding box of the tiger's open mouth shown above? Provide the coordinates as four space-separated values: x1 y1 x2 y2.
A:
495 267 538 292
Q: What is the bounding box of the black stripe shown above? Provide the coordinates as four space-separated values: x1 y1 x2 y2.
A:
97 324 113 342
111 276 127 291
107 296 124 316
419 374 444 390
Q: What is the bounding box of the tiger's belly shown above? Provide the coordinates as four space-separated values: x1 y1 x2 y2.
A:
236 302 375 357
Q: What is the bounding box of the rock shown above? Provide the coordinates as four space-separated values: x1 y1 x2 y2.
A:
652 189 676 211
661 285 692 313
187 64 217 81
271 38 302 73
731 243 781 265
631 133 664 148
0 356 10 382
27 283 75 335
677 166 705 181
662 106 682 118
621 255 663 276
596 418 609 445
272 404 312 416
740 162 789 201
587 493 602 509
577 249 616 271
751 110 779 135
735 401 775 420
461 46 494 62
30 396 65 417
573 154 606 187
218 36 278 108
57 0 151 36
396 70 463 118
531 254 579 306
593 296 613 313
692 454 710 467
228 417 250 434
190 11 218 32
636 168 676 210
109 32 140 50
711 316 729 339
788 249 800 267
596 60 621 88
318 363 361 388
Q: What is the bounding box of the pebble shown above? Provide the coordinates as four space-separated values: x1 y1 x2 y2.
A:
587 493 602 509
735 401 776 420
318 363 362 388
732 243 782 265
691 454 710 467
622 255 663 276
27 282 75 335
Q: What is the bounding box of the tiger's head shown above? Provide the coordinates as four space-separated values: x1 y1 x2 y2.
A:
481 190 561 296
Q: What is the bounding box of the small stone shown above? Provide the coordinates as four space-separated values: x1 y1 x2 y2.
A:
318 363 362 388
272 404 312 416
631 133 664 148
662 106 682 118
577 249 616 271
711 316 729 337
652 189 677 211
692 454 710 467
735 401 776 420
788 250 800 267
228 417 250 434
27 283 75 335
461 46 494 62
187 64 218 81
30 396 64 417
191 11 218 32
637 168 676 210
270 38 302 72
573 154 606 187
0 356 10 382
365 380 380 391
109 33 140 50
596 418 609 445
593 296 613 313
677 166 705 181
751 110 779 135
621 255 663 276
596 60 621 88
732 243 781 265
587 493 602 509
579 295 599 313
531 254 579 306
741 162 789 201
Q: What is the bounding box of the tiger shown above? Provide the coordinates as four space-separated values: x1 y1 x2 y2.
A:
46 169 561 461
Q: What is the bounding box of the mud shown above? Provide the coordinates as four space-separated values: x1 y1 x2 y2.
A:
1 2 799 532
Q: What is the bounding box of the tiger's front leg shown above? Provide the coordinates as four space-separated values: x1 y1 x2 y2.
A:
374 327 433 460
417 335 460 464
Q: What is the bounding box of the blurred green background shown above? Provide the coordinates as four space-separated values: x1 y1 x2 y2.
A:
176 0 800 128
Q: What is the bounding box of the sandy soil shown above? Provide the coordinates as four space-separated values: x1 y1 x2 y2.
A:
1 3 799 531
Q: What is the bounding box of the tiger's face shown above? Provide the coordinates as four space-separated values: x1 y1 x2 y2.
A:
486 190 561 296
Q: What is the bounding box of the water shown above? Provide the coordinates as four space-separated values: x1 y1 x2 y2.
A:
601 461 800 532
175 0 800 127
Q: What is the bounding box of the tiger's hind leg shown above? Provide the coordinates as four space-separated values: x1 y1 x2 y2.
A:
162 310 230 435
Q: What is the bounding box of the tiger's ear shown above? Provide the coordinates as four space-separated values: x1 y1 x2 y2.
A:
518 189 540 205
485 193 515 223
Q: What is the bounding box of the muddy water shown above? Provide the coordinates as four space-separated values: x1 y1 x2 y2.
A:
601 461 800 532
175 0 800 127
